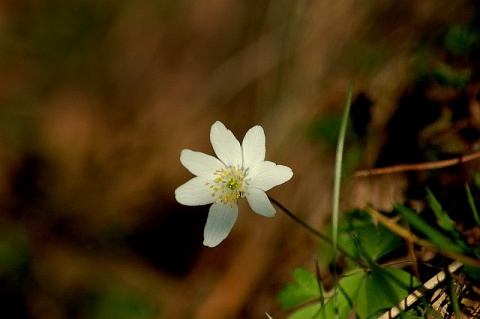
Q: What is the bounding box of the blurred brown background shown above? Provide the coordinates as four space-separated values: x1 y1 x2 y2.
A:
0 0 477 318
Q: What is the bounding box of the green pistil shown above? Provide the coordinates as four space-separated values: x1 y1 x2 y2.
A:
226 178 239 190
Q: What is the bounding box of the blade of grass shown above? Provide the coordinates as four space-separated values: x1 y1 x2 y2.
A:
395 204 466 252
365 206 480 267
443 263 461 319
332 81 354 318
465 183 480 226
426 188 457 234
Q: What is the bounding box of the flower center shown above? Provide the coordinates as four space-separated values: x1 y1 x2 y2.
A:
207 166 247 206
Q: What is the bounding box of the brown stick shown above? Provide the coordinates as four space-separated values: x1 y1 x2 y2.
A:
355 151 480 177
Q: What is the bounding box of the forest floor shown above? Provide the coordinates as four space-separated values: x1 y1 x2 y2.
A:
0 1 479 318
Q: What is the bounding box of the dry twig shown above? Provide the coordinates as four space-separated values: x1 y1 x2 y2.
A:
355 152 480 177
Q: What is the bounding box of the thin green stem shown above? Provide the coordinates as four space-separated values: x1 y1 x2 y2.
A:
268 196 356 260
332 81 354 318
268 196 332 244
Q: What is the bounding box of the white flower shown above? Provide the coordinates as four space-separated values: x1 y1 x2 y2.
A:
175 121 293 247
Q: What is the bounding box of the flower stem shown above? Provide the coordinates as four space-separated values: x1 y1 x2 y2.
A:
269 196 359 261
269 195 333 244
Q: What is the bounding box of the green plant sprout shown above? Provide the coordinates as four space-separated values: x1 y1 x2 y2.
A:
278 189 480 318
274 80 480 318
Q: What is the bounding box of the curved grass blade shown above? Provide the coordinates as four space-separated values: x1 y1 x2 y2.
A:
332 81 354 317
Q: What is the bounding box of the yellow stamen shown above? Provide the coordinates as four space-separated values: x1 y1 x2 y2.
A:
206 166 247 205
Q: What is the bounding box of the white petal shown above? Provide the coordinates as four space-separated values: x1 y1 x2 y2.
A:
175 177 215 206
247 161 293 191
210 121 242 168
203 203 238 247
246 188 276 217
242 125 265 169
180 149 223 178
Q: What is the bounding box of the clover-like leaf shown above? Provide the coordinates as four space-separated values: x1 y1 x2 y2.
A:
285 271 365 319
278 268 323 309
336 210 403 263
356 266 419 319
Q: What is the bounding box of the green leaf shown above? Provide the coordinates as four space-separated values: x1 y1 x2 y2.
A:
288 303 322 319
286 272 365 319
279 268 323 309
356 266 419 319
358 223 403 261
335 272 366 318
336 210 403 263
426 188 456 233
286 267 417 319
461 263 480 281
432 63 471 90
444 24 479 55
